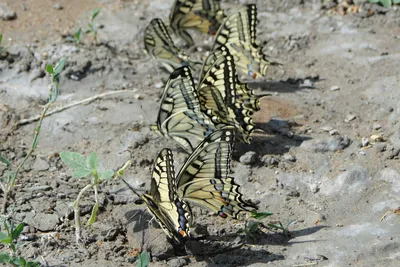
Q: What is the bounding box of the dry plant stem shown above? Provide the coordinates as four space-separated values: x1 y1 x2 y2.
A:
74 183 93 244
1 101 53 214
17 90 134 126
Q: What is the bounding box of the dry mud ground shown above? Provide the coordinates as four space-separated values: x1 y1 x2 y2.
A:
1 0 400 266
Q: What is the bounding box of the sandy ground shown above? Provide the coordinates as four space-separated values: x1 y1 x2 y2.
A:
1 0 400 266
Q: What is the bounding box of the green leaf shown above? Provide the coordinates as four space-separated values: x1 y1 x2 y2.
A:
0 251 11 263
13 256 26 266
73 28 82 42
0 154 11 166
369 0 380 3
60 151 88 170
137 251 150 267
11 223 24 240
72 168 92 179
91 8 100 20
380 0 392 7
88 152 99 170
54 57 66 77
99 170 114 180
87 203 99 226
45 65 54 74
251 210 273 220
0 231 10 243
393 0 400 4
26 261 40 267
0 34 2 44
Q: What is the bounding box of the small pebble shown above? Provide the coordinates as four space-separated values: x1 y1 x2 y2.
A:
361 137 369 147
154 82 163 89
134 94 143 100
52 3 63 10
70 74 79 81
321 126 333 132
344 114 356 122
373 123 382 130
299 79 314 88
330 85 340 91
239 151 257 165
283 154 296 162
329 129 338 135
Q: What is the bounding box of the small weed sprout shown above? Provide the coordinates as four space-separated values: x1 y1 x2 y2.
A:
237 211 273 242
86 8 100 42
0 34 8 54
137 251 150 267
0 58 66 214
59 152 130 244
369 0 400 8
0 221 39 266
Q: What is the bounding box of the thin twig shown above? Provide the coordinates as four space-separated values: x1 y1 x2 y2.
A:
73 183 93 244
17 90 134 126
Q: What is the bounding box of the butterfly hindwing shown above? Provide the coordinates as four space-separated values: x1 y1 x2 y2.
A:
141 148 192 242
176 130 256 219
153 67 217 153
169 0 225 46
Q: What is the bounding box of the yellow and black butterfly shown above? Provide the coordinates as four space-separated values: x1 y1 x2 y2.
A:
198 45 268 142
144 18 200 73
169 0 225 46
152 66 217 153
176 129 256 219
123 149 192 243
212 4 279 79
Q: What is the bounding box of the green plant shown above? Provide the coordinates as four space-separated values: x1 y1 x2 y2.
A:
0 221 39 266
136 251 150 267
237 211 273 242
0 34 8 54
86 8 100 41
369 0 400 8
59 151 114 243
0 58 66 214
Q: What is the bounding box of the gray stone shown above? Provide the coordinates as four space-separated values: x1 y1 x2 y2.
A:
323 166 370 195
0 3 16 20
167 258 187 267
300 135 351 152
283 154 296 162
345 114 356 122
361 137 369 147
24 213 59 231
239 151 257 165
23 185 52 191
330 85 340 91
126 214 174 259
52 3 63 10
32 157 50 171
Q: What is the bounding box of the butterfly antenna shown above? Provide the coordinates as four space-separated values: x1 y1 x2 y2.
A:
121 178 142 199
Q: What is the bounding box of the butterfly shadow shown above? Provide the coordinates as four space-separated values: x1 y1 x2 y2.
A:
248 76 322 94
233 119 312 160
185 231 286 266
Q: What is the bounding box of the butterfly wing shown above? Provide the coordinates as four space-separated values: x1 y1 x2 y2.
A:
198 46 257 142
169 0 225 46
144 18 200 73
141 148 192 242
153 67 217 153
212 4 277 78
176 130 256 219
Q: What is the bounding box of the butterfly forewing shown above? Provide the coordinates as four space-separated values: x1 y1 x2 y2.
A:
141 149 191 242
154 67 217 153
212 4 277 78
